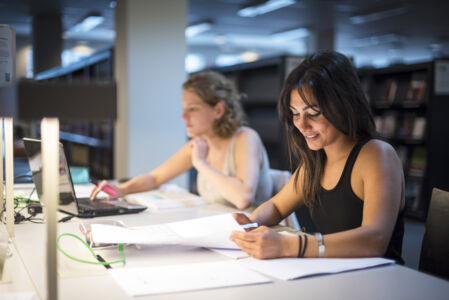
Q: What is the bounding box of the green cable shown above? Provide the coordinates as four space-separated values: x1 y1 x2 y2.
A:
57 233 125 266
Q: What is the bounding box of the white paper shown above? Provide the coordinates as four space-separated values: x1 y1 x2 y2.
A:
108 260 271 296
125 185 207 211
90 213 244 249
241 257 394 280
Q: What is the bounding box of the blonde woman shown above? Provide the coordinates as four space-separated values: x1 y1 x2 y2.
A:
91 71 273 210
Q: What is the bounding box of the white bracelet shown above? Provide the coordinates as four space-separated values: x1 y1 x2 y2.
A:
315 232 325 258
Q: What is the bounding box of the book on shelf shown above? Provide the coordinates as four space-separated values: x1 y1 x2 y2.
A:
384 79 398 104
396 113 416 139
394 80 411 104
408 146 427 177
374 116 383 134
411 117 426 140
372 79 398 106
381 112 397 138
405 72 427 105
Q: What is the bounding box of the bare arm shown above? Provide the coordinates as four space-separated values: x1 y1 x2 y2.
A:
249 168 304 225
91 143 193 199
121 142 193 193
194 128 265 210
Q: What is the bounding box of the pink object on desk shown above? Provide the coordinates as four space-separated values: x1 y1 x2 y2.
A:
98 184 117 196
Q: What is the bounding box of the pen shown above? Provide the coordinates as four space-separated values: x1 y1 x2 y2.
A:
241 222 258 231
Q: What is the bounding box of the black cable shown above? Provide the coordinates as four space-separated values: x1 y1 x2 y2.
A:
58 215 74 223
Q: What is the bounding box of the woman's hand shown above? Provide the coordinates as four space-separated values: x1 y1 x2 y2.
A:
190 137 209 169
90 180 125 201
230 226 293 259
232 212 252 225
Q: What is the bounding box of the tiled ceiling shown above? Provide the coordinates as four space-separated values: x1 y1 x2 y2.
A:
1 0 448 70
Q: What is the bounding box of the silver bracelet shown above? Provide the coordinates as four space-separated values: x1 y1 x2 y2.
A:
315 232 325 258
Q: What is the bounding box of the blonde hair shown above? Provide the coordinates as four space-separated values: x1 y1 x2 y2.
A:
182 71 246 138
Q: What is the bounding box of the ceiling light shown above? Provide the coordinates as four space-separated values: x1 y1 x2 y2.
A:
240 51 259 62
238 0 295 18
349 6 408 24
72 14 104 32
185 20 213 38
353 34 406 47
214 35 228 45
271 27 310 41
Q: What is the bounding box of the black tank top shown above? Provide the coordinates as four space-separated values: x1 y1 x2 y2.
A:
310 139 404 264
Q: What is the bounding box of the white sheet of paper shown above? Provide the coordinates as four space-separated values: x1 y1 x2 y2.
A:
241 257 394 280
90 213 244 249
125 184 207 211
108 260 271 296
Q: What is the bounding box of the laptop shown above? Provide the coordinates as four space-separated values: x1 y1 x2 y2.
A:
23 138 147 218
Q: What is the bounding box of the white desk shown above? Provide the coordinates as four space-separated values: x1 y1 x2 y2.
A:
0 226 36 296
9 200 449 300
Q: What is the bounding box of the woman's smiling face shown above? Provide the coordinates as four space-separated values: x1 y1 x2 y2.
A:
289 88 342 151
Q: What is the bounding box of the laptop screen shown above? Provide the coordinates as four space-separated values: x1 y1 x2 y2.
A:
23 138 79 216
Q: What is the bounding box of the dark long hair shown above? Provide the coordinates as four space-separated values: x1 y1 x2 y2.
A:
278 50 375 207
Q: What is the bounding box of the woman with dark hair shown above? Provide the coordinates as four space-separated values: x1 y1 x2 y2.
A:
231 51 405 263
91 71 273 210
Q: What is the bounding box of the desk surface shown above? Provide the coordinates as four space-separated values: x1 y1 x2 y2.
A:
8 200 449 300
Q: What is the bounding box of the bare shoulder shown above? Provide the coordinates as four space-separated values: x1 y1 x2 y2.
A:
235 126 262 145
357 139 400 170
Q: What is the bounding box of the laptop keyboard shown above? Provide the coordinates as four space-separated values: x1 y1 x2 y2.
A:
78 198 118 210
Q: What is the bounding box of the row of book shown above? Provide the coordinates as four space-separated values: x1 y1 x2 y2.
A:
398 146 427 213
374 113 426 140
395 145 427 177
364 71 428 106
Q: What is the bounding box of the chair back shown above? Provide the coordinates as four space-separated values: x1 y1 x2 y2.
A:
419 188 449 279
269 169 301 230
269 169 291 194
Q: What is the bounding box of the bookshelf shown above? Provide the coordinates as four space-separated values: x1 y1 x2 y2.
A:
359 60 449 220
212 56 304 171
18 49 116 179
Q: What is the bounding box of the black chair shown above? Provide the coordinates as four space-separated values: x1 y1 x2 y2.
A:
419 188 449 280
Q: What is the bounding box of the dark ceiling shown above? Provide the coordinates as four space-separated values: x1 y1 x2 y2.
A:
1 0 449 71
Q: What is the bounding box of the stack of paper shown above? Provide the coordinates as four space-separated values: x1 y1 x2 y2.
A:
90 213 243 250
125 184 207 211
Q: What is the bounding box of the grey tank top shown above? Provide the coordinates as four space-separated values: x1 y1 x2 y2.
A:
196 127 273 210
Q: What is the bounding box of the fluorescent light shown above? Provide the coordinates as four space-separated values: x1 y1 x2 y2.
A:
349 6 408 24
185 53 206 73
353 34 406 47
272 27 309 41
238 0 295 17
186 21 213 38
72 14 104 32
240 51 259 62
